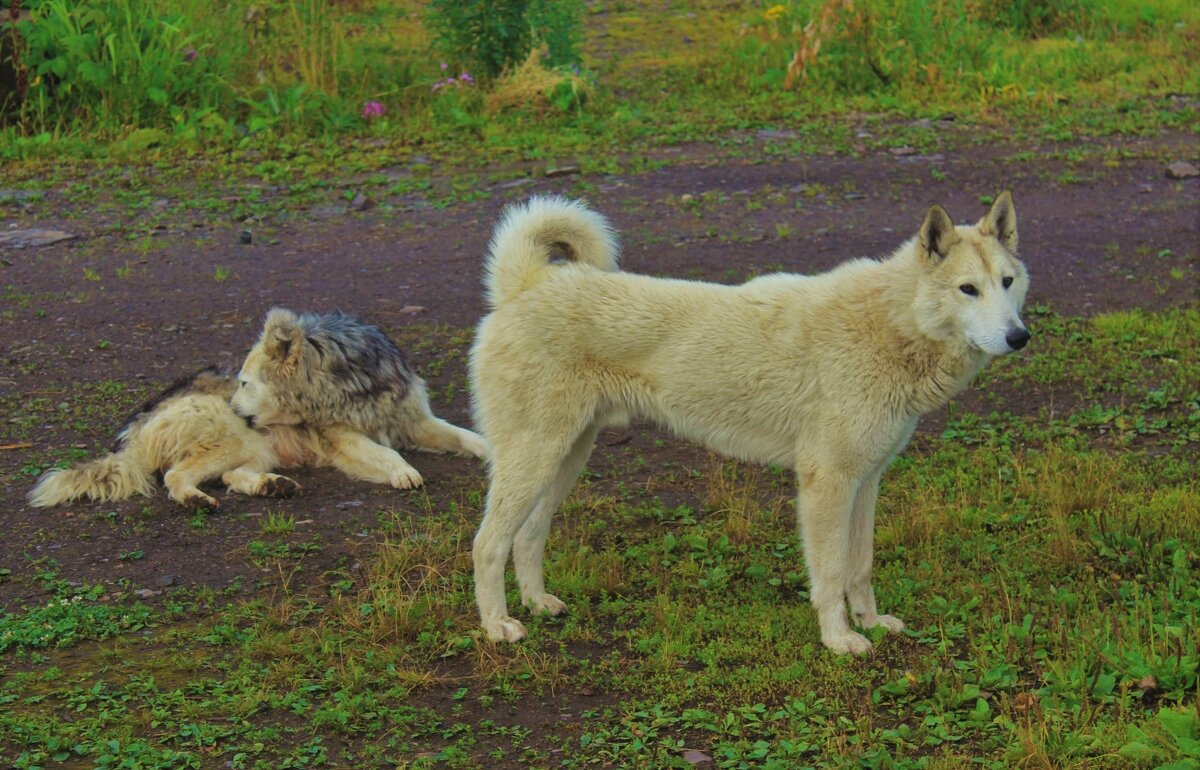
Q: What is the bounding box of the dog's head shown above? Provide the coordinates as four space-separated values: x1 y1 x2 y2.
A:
230 308 307 426
913 191 1030 356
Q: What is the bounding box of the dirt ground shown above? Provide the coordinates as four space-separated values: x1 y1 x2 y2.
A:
1 130 1196 614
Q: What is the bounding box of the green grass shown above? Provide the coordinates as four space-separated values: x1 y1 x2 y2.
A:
1 307 1197 768
2 0 1196 166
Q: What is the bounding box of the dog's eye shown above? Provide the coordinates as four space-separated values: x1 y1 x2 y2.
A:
1002 276 1014 289
959 284 978 296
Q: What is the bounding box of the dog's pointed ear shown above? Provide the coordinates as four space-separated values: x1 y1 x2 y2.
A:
262 308 303 366
919 204 958 262
979 190 1017 253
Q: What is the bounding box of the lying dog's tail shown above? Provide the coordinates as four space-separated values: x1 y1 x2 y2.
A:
484 195 619 308
28 451 157 507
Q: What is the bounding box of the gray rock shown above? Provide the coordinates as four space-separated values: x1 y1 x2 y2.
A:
545 165 581 178
154 574 177 588
348 192 373 211
0 229 78 249
308 205 349 218
133 588 161 599
1166 161 1198 179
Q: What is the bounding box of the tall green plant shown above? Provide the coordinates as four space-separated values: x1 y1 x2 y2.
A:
15 0 234 133
424 0 583 80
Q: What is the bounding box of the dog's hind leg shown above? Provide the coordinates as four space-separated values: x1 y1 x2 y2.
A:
163 449 232 509
796 461 870 655
409 413 492 461
474 425 591 643
844 468 904 634
514 425 598 618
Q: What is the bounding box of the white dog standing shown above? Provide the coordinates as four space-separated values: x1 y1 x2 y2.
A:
469 194 1029 654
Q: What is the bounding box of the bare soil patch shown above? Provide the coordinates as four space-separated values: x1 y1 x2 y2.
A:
1 131 1196 612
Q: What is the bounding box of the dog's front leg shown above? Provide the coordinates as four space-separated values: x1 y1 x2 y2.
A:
324 427 423 489
796 465 870 654
844 469 904 634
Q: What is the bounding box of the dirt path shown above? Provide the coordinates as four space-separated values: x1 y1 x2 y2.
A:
1 132 1196 610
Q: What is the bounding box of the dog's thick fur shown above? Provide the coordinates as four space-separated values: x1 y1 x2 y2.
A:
29 366 302 509
470 194 1030 654
31 310 489 510
230 308 489 490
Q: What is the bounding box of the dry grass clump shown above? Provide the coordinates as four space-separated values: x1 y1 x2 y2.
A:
484 48 590 115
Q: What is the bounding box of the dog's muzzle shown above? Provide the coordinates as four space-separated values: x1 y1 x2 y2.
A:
1006 327 1031 351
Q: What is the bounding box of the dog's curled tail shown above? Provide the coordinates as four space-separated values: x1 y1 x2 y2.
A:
485 195 619 308
28 452 157 507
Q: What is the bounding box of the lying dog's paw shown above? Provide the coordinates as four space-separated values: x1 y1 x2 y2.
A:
464 434 492 461
180 493 219 511
390 466 424 490
261 474 301 498
484 615 528 643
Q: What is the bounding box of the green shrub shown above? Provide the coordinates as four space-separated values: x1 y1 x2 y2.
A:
423 0 584 81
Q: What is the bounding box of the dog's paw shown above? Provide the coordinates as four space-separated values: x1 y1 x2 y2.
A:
523 592 568 617
390 467 424 490
484 616 527 643
863 613 905 633
465 435 492 461
179 493 219 511
261 474 301 498
823 630 873 655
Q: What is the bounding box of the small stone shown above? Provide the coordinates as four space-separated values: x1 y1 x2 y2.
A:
133 588 161 599
680 193 694 203
398 305 425 315
1165 161 1198 179
348 192 373 211
0 229 78 249
682 749 712 765
498 177 536 189
239 229 252 244
154 574 177 588
889 146 918 156
545 165 581 178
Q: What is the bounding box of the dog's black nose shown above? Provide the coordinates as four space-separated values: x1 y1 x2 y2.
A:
1006 328 1031 350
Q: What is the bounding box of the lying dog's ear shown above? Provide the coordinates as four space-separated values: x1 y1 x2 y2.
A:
262 308 303 367
919 204 958 262
979 190 1017 254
